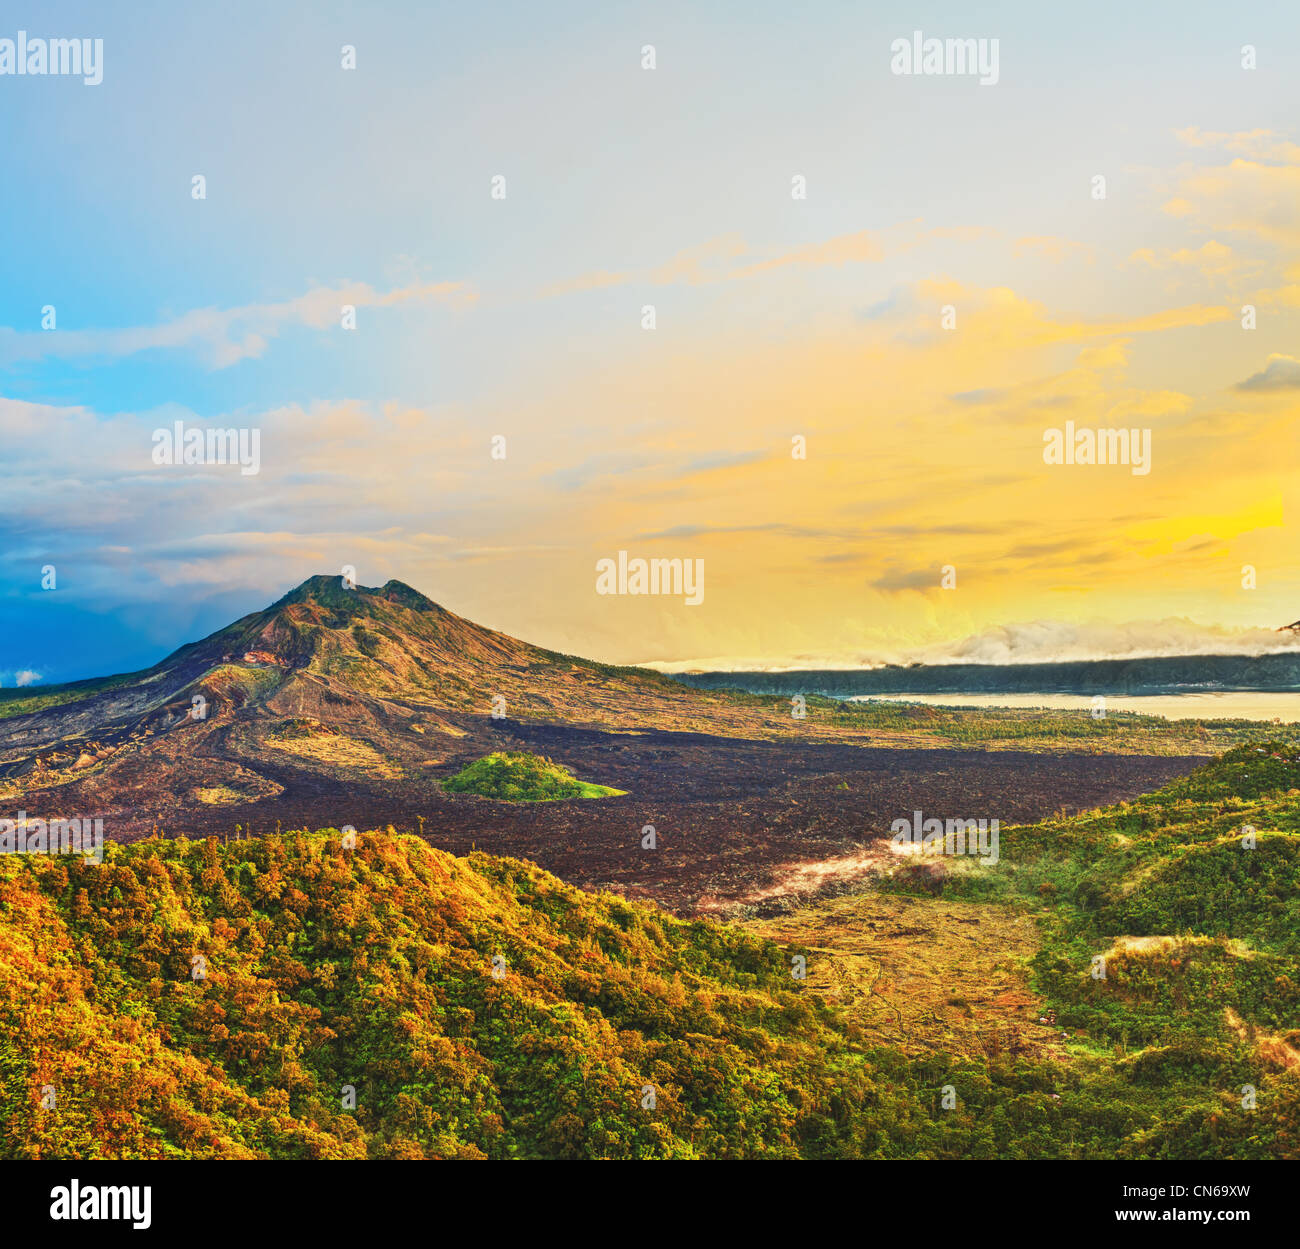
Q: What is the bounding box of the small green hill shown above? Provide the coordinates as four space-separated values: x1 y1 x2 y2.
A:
442 751 626 801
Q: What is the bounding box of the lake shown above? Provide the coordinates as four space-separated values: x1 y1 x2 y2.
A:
847 691 1300 723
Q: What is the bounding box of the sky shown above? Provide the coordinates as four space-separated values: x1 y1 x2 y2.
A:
2 0 1299 684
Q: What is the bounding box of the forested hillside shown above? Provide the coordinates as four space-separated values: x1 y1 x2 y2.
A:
0 830 877 1158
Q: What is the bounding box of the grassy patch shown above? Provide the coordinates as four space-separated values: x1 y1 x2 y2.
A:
198 664 284 701
746 891 1054 1061
442 751 626 802
264 719 400 779
0 673 139 720
192 786 247 805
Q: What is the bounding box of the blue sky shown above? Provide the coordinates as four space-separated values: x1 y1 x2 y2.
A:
3 1 1299 682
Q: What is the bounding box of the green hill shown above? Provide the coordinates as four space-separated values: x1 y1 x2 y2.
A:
442 751 626 801
0 831 876 1159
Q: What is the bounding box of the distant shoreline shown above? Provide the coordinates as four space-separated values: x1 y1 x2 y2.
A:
669 651 1300 698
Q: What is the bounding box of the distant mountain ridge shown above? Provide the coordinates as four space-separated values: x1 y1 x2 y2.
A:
672 650 1300 699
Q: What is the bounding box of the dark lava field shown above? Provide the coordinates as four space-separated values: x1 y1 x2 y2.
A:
122 719 1202 915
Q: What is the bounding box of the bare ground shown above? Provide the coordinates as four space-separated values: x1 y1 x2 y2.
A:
32 716 1203 915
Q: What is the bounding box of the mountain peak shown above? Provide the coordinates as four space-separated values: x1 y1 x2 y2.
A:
271 574 361 609
378 579 439 611
269 574 439 614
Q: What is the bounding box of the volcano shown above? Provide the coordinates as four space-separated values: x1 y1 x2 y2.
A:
0 574 820 843
0 575 1205 911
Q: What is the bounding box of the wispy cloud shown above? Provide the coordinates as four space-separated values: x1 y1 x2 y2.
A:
0 280 473 370
1129 239 1243 280
1013 235 1092 264
541 222 989 299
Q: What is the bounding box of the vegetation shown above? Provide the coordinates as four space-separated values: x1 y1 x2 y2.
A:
0 672 138 720
822 696 1295 755
0 832 870 1159
3 742 1298 1159
264 718 401 779
195 663 284 702
856 739 1300 1157
442 751 626 801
